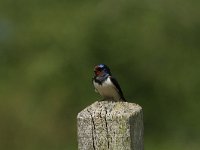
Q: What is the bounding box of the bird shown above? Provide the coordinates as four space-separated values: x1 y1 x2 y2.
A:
92 64 126 101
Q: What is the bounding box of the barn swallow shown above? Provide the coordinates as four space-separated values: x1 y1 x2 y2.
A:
92 64 126 101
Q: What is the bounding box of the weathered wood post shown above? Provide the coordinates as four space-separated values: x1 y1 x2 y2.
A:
77 101 144 150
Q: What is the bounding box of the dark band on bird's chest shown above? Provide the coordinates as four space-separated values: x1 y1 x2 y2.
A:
93 76 108 85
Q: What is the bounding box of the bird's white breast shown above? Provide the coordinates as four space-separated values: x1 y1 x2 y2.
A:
93 77 120 100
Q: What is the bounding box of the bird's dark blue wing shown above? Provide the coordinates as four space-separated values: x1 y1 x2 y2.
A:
110 76 126 101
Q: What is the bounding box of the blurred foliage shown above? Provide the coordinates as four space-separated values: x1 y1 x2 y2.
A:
0 0 200 149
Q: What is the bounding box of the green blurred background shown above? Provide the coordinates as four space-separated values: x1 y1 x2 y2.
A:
0 0 200 149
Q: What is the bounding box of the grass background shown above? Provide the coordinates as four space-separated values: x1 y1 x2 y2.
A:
0 0 200 149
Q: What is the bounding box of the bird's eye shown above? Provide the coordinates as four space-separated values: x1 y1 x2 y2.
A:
95 67 102 71
97 68 102 71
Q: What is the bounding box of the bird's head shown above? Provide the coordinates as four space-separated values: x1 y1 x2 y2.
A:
94 64 111 76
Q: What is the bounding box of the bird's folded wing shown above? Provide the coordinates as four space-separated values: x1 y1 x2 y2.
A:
109 76 126 101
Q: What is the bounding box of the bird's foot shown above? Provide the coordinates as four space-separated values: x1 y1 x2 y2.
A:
98 98 116 102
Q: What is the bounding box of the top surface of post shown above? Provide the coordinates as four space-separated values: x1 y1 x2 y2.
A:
77 101 142 119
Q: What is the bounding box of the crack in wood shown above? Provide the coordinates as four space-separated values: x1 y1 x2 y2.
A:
87 109 96 150
105 107 110 149
99 103 110 149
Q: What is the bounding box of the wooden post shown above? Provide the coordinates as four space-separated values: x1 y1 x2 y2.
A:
77 101 144 150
